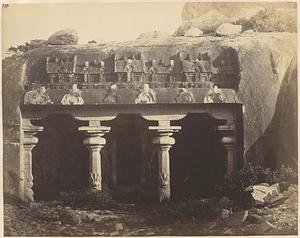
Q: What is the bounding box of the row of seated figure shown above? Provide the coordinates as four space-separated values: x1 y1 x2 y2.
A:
45 53 234 85
24 82 230 105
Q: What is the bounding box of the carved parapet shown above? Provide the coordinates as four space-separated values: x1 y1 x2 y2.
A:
21 120 43 202
79 121 111 191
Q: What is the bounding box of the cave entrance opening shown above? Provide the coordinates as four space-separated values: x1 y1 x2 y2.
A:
170 113 227 200
32 114 89 201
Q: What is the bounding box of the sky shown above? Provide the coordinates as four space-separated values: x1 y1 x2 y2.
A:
2 3 184 56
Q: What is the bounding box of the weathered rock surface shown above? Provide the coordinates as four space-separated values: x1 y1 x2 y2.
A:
251 183 281 204
216 23 242 36
177 2 297 35
184 27 203 37
47 29 78 45
180 2 296 33
175 10 230 35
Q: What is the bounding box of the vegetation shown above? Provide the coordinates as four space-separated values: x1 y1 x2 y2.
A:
214 163 297 200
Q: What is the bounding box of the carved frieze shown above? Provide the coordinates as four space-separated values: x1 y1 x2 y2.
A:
23 49 240 105
115 54 145 82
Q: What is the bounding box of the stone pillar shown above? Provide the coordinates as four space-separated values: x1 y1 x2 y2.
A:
149 121 180 203
216 125 235 175
79 121 110 191
21 119 43 202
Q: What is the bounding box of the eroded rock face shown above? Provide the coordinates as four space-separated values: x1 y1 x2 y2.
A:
47 29 78 45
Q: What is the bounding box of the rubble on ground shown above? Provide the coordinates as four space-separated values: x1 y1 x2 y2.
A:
4 183 297 236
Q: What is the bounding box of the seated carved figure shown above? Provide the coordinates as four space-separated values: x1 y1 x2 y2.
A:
204 85 226 103
175 88 195 103
103 84 120 104
61 84 84 105
24 86 52 105
135 83 156 104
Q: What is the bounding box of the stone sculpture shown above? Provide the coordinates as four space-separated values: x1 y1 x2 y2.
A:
175 88 195 103
135 83 156 104
103 84 121 104
204 85 227 103
125 59 134 82
148 60 158 82
61 84 84 105
24 86 53 105
193 58 204 82
82 61 90 83
99 61 105 82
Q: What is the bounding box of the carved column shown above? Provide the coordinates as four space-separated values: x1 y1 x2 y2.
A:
21 119 43 202
216 125 235 175
149 121 180 203
79 121 110 191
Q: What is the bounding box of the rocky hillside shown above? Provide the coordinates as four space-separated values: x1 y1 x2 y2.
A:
176 2 297 35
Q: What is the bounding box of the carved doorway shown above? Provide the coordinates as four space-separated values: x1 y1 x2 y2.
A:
170 113 226 199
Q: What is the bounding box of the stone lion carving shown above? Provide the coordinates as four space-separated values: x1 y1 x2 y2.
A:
24 86 53 105
61 84 84 105
135 83 156 104
175 88 195 103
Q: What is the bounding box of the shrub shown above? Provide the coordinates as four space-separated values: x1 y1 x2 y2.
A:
214 163 297 201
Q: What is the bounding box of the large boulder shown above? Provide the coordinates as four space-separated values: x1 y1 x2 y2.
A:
184 27 203 37
216 23 242 36
174 10 230 35
47 29 78 45
190 10 230 34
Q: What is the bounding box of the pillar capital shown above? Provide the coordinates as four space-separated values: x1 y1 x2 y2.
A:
79 126 110 148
